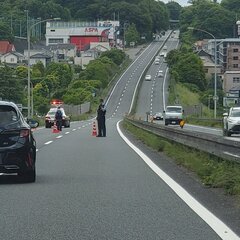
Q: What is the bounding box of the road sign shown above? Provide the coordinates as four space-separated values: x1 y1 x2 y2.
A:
213 95 219 101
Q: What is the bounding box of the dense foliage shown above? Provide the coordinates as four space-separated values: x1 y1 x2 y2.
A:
0 49 126 115
0 0 239 115
0 0 170 43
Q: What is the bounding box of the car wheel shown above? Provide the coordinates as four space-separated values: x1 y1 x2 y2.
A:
18 169 36 183
226 130 231 137
65 121 70 128
223 129 227 136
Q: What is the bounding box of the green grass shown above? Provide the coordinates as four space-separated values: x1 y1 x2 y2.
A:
123 120 240 200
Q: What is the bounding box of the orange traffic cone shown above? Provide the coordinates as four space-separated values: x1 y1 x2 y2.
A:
52 121 60 133
92 121 97 136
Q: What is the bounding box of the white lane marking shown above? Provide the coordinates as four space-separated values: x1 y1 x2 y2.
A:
223 152 240 158
78 127 81 129
36 149 39 152
117 121 240 240
72 129 76 131
65 132 70 134
44 141 53 145
56 135 63 139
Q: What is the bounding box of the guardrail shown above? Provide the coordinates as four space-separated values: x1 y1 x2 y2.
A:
125 118 240 164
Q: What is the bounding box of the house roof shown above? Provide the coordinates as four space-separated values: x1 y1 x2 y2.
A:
2 51 24 58
46 43 76 50
30 53 52 59
197 49 212 57
0 41 15 54
224 71 240 74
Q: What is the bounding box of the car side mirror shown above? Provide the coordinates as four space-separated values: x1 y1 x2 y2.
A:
223 113 228 117
163 110 165 113
27 119 39 128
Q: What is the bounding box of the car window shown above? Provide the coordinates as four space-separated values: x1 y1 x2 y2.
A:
166 107 182 113
0 106 18 126
231 110 240 117
48 108 65 115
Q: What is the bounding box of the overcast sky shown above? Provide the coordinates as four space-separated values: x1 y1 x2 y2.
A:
160 0 190 6
160 0 221 7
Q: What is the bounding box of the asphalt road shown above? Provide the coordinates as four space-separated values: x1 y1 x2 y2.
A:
0 32 239 240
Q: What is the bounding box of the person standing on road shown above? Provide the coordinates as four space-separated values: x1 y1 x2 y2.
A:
55 106 63 131
96 99 106 137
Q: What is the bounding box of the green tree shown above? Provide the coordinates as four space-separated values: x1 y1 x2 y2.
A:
174 53 207 91
0 22 14 42
180 0 234 38
166 1 182 20
0 66 23 102
125 23 140 46
100 49 125 65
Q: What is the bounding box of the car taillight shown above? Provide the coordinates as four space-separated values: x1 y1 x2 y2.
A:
20 129 30 138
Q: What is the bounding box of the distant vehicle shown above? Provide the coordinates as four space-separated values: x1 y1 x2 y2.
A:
164 105 184 126
45 107 70 128
163 45 167 51
145 74 152 81
223 107 240 136
153 112 163 120
154 59 160 65
0 101 39 182
158 70 163 77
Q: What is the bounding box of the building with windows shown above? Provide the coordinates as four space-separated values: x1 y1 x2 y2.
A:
45 20 120 51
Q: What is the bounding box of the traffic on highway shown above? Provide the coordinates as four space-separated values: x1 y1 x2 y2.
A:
0 31 239 240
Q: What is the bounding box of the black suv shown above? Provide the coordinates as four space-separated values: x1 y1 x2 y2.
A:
0 101 39 182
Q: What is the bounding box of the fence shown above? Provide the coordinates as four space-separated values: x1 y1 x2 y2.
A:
62 102 90 116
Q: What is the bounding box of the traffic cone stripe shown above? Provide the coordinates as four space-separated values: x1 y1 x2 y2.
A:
52 121 60 133
92 121 97 136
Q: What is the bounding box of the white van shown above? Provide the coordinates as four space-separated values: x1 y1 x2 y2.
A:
163 105 184 125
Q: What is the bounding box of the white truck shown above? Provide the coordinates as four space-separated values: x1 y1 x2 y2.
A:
163 105 184 126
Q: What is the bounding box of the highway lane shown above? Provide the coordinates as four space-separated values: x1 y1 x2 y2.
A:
0 119 233 239
136 31 179 120
0 32 239 239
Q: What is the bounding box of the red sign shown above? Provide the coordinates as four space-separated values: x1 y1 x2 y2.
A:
85 27 98 33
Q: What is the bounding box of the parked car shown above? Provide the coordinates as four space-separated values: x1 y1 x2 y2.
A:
153 112 163 120
0 101 39 182
145 74 152 81
45 107 70 128
223 107 240 136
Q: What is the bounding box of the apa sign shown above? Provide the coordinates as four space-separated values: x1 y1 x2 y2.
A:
85 28 98 33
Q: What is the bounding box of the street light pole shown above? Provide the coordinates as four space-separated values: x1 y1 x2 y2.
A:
27 16 60 118
188 27 218 118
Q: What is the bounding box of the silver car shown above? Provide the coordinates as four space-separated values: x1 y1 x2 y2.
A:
223 107 240 136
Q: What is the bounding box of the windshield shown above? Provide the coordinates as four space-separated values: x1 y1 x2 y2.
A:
166 107 182 113
230 109 240 117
